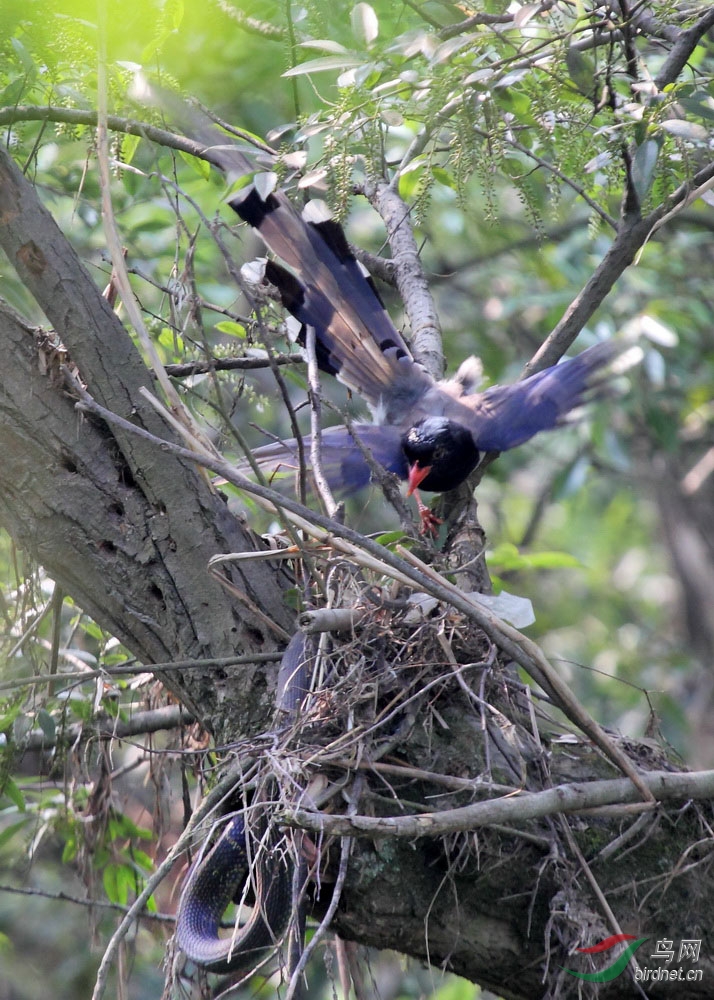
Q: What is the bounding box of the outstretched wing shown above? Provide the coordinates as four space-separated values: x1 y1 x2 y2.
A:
241 424 407 497
460 340 640 452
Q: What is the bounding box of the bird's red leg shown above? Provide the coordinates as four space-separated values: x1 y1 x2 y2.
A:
406 463 442 536
413 489 442 537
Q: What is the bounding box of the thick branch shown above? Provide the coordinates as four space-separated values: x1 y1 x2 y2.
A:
286 768 714 837
654 6 714 90
362 179 444 378
524 157 714 374
21 704 195 751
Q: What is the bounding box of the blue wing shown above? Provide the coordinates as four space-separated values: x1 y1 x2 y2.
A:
243 424 407 497
464 341 628 452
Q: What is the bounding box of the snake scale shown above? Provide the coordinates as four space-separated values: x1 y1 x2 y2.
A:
176 631 309 974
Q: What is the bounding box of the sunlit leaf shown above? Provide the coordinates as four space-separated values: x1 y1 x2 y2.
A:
380 109 403 126
254 171 278 199
351 3 379 48
298 167 329 188
121 132 141 166
215 320 247 338
299 39 349 55
283 56 363 78
10 38 36 77
514 4 541 27
660 118 709 141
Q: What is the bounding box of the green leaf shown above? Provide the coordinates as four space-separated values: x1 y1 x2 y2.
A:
170 0 184 29
487 542 580 572
215 320 247 338
397 163 424 200
37 709 56 744
678 92 714 123
157 327 184 353
521 551 580 570
0 77 29 105
103 863 120 904
374 529 407 545
11 38 36 77
432 167 456 190
121 132 141 166
178 148 211 179
0 817 31 849
1 776 26 812
631 137 661 204
62 836 77 864
130 848 154 872
0 701 23 731
565 47 596 98
109 811 153 841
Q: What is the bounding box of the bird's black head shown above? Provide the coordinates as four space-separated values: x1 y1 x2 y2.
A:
402 417 481 494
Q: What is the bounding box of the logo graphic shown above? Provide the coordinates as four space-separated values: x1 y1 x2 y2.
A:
562 934 649 983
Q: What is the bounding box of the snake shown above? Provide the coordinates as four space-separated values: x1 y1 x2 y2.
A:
175 631 310 974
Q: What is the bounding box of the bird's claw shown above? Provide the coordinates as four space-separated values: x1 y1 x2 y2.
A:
418 506 442 537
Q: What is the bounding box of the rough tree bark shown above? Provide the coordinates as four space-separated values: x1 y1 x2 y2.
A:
1 138 713 1000
0 143 294 741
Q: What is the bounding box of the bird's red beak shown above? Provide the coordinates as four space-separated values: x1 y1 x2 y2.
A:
407 462 431 496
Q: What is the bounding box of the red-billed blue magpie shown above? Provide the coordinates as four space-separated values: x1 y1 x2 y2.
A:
187 123 637 531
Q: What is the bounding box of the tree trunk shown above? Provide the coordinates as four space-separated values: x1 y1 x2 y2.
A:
0 144 293 742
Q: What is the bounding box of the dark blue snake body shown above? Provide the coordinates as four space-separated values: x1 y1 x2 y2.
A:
176 814 292 974
176 633 309 974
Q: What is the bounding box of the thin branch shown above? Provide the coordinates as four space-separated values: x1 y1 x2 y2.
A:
305 326 339 518
95 54 214 455
0 651 282 693
0 883 174 922
654 6 714 90
523 156 714 374
213 0 285 40
361 179 444 378
0 104 215 162
283 779 362 1000
439 10 515 39
164 353 302 377
283 769 714 839
19 704 195 751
